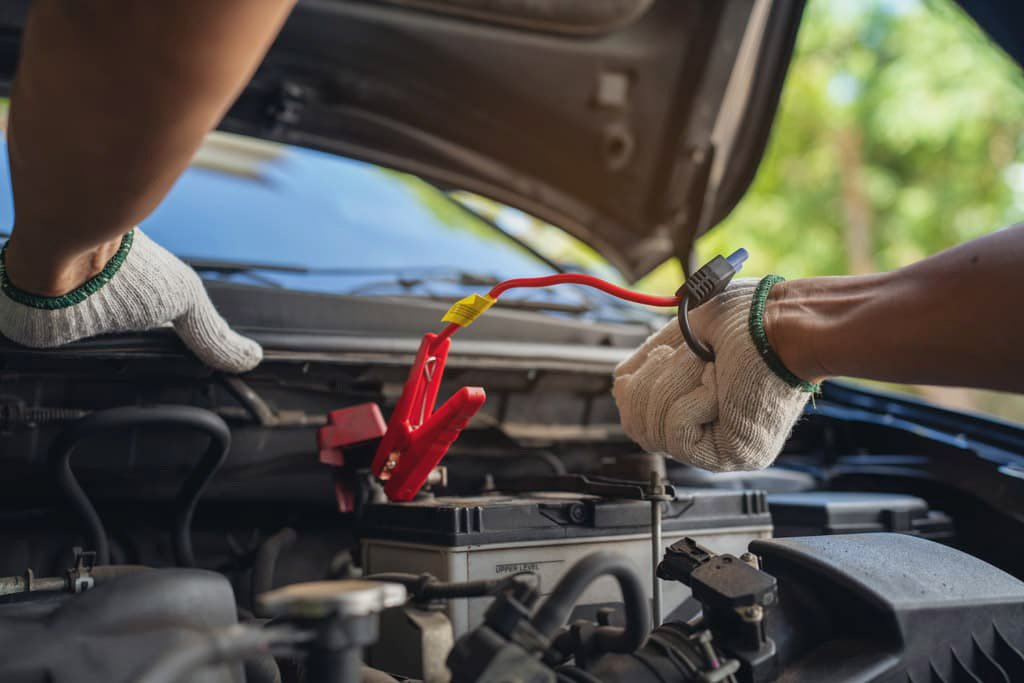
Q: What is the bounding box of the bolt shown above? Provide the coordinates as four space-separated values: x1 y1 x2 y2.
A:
736 605 764 623
569 503 586 524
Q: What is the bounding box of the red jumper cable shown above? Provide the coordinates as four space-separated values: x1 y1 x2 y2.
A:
317 251 747 506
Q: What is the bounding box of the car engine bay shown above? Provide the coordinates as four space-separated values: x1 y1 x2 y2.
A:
2 285 1024 683
0 0 1023 677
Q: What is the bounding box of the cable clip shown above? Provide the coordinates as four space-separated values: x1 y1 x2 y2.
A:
371 333 486 501
676 248 749 362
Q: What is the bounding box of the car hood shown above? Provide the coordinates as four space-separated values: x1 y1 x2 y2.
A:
0 2 1019 281
4 0 811 283
218 0 806 281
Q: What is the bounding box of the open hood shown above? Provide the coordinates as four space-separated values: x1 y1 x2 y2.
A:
224 0 807 280
0 0 805 280
0 2 1019 280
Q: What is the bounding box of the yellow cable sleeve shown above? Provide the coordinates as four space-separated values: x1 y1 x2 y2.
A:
442 294 496 327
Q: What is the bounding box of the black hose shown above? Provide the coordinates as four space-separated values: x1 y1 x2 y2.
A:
365 572 534 602
251 527 298 614
48 405 231 567
530 551 649 654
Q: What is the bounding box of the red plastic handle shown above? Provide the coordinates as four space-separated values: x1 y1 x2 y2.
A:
372 333 486 501
383 386 486 501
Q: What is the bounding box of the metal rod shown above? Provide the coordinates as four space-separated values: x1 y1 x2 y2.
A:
650 472 664 628
0 573 65 597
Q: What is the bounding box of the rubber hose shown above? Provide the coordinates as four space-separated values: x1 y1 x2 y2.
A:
49 405 230 566
365 573 505 600
530 551 650 654
251 527 298 614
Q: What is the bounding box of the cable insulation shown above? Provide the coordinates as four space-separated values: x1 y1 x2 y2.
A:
439 274 679 340
488 274 680 307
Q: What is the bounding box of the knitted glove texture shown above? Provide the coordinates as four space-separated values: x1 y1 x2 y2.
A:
613 278 812 471
0 228 261 373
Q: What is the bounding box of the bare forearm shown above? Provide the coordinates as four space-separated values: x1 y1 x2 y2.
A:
5 0 294 294
766 224 1024 392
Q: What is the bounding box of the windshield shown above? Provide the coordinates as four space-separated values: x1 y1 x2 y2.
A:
0 131 646 321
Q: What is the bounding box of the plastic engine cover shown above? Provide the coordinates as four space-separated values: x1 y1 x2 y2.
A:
0 568 242 683
751 533 1024 682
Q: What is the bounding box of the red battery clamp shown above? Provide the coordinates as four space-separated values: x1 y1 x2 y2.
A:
317 332 485 506
371 332 485 501
317 262 748 505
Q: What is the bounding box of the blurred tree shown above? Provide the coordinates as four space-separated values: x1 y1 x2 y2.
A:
640 0 1024 421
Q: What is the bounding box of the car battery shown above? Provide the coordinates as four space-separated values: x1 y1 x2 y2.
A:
359 489 772 638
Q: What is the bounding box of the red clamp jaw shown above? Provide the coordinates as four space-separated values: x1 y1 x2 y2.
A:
317 402 388 512
372 332 486 501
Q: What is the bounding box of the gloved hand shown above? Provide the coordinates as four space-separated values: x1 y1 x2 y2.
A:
612 276 816 472
0 228 262 373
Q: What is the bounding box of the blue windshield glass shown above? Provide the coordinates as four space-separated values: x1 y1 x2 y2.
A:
0 133 627 303
0 133 648 319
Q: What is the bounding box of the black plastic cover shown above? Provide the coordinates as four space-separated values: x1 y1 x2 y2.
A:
359 490 770 545
767 491 954 540
0 568 241 683
751 534 1024 682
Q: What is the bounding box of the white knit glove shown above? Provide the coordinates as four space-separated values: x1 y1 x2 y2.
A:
613 277 816 472
0 228 262 373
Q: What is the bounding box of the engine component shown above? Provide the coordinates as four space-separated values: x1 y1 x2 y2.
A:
752 533 1024 681
766 490 954 539
446 572 550 683
447 547 737 683
0 567 241 683
250 527 299 617
373 602 455 683
491 472 679 499
657 537 777 679
445 533 1024 683
364 571 541 681
361 490 771 638
137 623 308 683
49 405 231 566
531 551 650 657
448 551 650 683
257 579 407 683
0 548 97 598
666 464 817 493
0 399 86 429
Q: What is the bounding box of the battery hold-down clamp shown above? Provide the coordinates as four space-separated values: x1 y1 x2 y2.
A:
318 250 748 509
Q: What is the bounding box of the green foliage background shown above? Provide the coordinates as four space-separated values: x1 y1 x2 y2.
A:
639 0 1024 422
